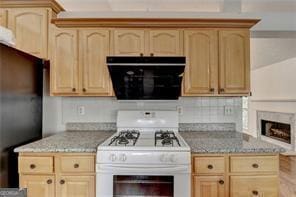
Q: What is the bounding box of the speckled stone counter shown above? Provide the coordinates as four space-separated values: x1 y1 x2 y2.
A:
180 131 286 153
14 131 115 153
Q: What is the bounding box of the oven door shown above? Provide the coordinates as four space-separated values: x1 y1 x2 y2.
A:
96 164 191 197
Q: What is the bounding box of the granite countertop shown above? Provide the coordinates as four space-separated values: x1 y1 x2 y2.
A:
14 131 115 153
15 130 285 153
180 131 286 153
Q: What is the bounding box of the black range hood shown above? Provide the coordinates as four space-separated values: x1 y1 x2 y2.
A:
107 56 185 100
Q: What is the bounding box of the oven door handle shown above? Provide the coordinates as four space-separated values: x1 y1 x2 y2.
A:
97 164 190 173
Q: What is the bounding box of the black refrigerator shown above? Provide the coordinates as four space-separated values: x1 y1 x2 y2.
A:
0 43 45 187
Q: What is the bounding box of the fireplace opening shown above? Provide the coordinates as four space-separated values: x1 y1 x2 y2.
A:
261 120 291 144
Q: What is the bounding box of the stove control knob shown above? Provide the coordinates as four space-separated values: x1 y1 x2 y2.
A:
119 154 127 162
109 154 117 162
170 154 177 163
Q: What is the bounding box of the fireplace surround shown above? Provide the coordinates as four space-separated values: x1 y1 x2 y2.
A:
257 111 295 150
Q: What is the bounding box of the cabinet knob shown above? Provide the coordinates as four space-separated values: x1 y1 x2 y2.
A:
150 53 154 57
252 163 259 168
207 164 213 169
220 88 225 92
219 180 224 185
140 53 144 57
30 164 36 169
47 179 52 184
209 88 215 92
72 88 76 92
252 190 259 195
74 163 79 168
83 88 86 92
60 180 65 185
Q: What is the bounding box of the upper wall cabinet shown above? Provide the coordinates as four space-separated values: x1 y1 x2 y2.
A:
50 29 79 95
183 30 218 95
219 30 250 94
7 8 48 58
0 9 7 27
148 30 182 56
113 29 145 56
79 29 112 95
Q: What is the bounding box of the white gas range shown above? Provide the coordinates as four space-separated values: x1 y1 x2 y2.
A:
96 110 191 197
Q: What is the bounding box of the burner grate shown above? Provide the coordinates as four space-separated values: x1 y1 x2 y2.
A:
109 130 140 146
155 130 181 147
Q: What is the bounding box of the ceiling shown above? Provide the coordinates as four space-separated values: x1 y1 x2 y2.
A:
57 0 296 12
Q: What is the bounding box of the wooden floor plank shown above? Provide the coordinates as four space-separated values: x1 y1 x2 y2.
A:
280 155 296 197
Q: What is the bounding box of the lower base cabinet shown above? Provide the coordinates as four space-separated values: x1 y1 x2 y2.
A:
230 175 278 197
193 176 225 197
20 175 55 197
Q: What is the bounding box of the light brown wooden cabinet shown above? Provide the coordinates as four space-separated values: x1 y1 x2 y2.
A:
193 176 225 197
19 153 95 197
183 30 218 95
0 8 7 27
20 175 55 197
112 29 183 56
219 30 250 94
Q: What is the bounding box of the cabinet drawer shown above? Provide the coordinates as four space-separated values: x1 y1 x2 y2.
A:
59 156 95 173
193 157 225 174
230 175 278 197
19 156 53 174
230 156 278 173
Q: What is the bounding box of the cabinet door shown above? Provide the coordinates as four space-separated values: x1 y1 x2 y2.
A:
230 175 278 197
7 8 48 58
193 176 225 197
183 30 218 95
0 9 7 27
219 30 250 94
57 175 95 197
113 29 145 56
50 29 79 95
80 29 112 95
148 30 182 56
20 175 55 197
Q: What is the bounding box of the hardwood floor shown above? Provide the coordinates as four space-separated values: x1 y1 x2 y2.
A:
280 155 296 197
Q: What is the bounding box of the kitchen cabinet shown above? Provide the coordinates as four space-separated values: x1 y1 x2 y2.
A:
0 9 7 27
20 175 55 197
148 30 182 56
7 8 48 58
50 28 79 95
79 29 112 95
113 29 146 56
56 175 95 197
19 153 95 197
219 30 250 94
183 30 218 95
193 176 225 197
112 29 183 56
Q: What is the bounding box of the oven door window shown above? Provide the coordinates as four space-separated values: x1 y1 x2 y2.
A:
113 175 174 197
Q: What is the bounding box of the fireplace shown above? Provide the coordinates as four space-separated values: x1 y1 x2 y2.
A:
257 110 295 150
261 120 291 144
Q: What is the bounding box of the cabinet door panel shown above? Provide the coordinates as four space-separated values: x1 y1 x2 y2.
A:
230 175 278 197
7 8 48 58
219 30 250 94
193 176 225 197
0 9 7 27
51 29 79 95
20 175 55 197
149 30 182 56
183 30 218 95
57 176 95 197
80 29 112 95
113 29 145 56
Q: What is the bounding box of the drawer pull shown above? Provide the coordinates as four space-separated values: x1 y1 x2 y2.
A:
219 180 224 185
140 53 144 57
83 88 86 92
209 88 215 92
74 163 79 168
30 164 36 169
207 164 213 169
252 163 259 168
60 180 65 185
72 88 76 92
252 190 259 195
47 179 52 184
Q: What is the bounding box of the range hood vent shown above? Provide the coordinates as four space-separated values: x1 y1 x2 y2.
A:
107 56 185 100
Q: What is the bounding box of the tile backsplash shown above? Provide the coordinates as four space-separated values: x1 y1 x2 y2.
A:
61 97 242 131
